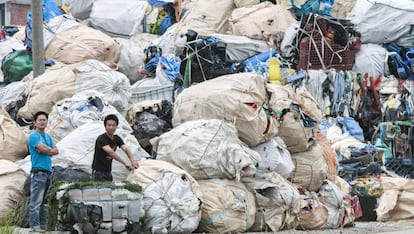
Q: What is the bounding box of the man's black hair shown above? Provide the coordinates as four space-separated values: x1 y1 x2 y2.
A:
33 111 48 121
104 114 119 126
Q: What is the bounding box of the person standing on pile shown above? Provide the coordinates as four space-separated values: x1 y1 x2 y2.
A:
92 114 139 181
28 111 59 233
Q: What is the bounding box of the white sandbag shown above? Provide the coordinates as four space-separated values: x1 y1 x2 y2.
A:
242 172 301 232
348 0 414 47
41 14 81 49
289 143 328 192
331 0 357 19
17 60 131 120
0 160 26 221
115 34 159 82
353 43 388 78
90 0 148 37
376 177 414 221
229 2 296 46
62 0 96 20
127 159 202 234
196 179 256 233
318 180 346 229
211 33 271 61
251 137 294 178
45 22 121 69
173 73 279 147
53 121 149 181
0 107 28 161
176 0 235 35
0 37 26 82
151 119 258 180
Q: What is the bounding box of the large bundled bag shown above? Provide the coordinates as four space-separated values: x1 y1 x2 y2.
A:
176 0 235 35
17 60 131 121
242 172 301 232
53 121 149 181
195 179 256 233
62 0 96 20
115 34 159 82
289 143 328 192
229 2 296 46
297 189 329 230
251 137 294 178
48 181 144 233
127 159 203 233
90 0 148 38
46 90 129 143
0 37 26 83
0 107 28 161
376 177 414 221
348 0 414 47
173 73 279 147
45 23 121 69
353 43 389 78
151 119 258 180
1 49 32 84
0 160 26 221
267 84 321 153
318 180 346 229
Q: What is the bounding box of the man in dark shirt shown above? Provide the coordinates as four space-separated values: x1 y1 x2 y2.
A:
92 114 139 181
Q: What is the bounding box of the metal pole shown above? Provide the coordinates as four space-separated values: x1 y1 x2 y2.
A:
31 0 45 77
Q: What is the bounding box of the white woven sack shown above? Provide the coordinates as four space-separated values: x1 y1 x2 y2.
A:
176 0 235 35
289 143 328 192
90 0 148 37
251 137 294 178
229 2 296 46
151 119 258 180
127 159 202 234
54 121 149 181
173 73 279 147
17 60 131 120
0 107 28 161
243 172 301 232
115 34 159 82
0 160 26 221
318 180 346 229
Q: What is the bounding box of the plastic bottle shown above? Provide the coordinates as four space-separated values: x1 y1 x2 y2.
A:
268 57 281 85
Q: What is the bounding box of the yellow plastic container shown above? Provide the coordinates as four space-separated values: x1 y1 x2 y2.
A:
268 58 281 85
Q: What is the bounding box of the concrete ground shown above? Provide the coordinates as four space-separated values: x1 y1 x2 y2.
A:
9 220 414 233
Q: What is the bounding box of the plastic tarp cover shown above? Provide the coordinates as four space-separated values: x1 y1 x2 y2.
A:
151 119 258 180
90 0 148 37
348 0 414 47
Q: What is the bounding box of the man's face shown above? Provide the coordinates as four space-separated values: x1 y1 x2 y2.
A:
105 119 118 135
35 114 48 130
